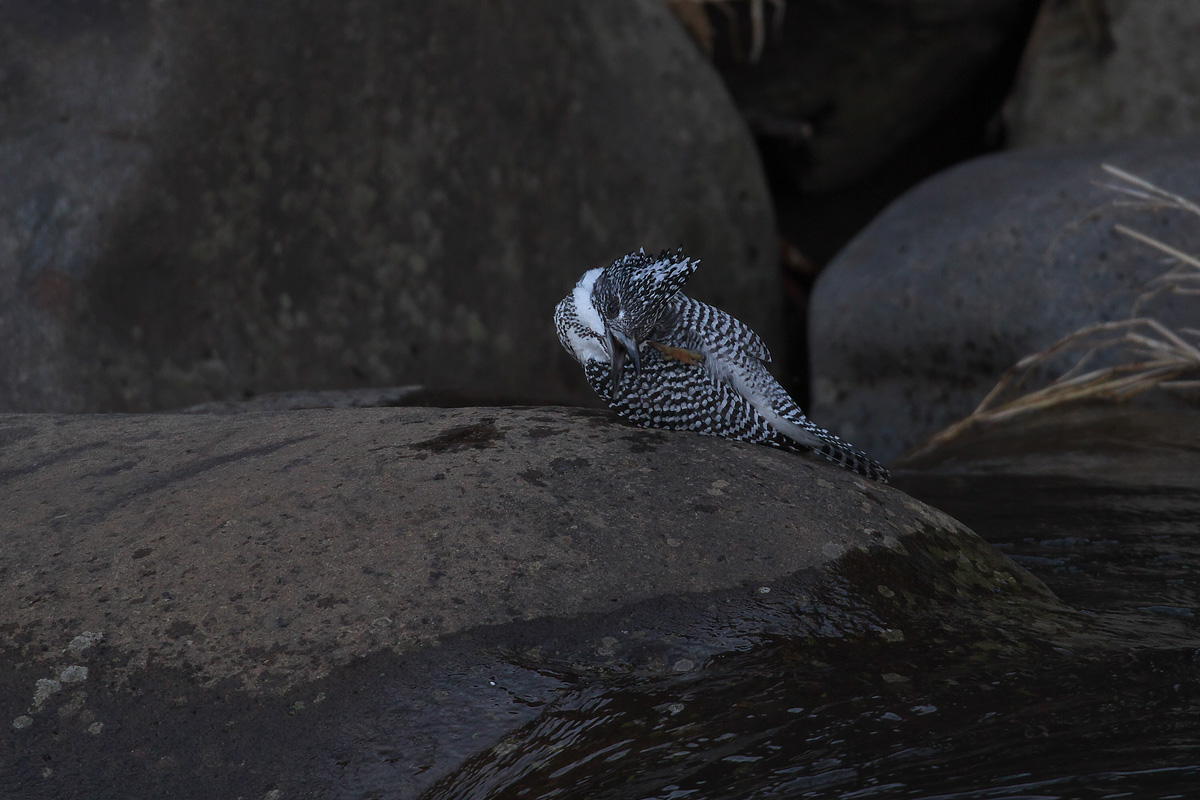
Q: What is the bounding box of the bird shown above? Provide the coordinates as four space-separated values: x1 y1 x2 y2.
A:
554 248 889 482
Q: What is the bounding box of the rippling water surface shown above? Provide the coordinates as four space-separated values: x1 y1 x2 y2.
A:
420 475 1200 799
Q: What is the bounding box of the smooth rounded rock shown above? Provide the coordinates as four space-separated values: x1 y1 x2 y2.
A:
0 405 998 690
0 1 776 413
1006 0 1200 148
1 406 1051 796
810 135 1200 463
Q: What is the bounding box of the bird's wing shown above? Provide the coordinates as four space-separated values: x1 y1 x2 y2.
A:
664 295 772 364
587 348 794 448
661 296 889 481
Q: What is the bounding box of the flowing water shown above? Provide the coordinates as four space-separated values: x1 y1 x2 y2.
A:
418 472 1200 799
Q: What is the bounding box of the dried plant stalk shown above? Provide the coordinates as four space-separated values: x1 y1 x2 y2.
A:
665 0 786 62
900 166 1200 464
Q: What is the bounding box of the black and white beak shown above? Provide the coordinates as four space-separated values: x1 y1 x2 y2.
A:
607 328 641 398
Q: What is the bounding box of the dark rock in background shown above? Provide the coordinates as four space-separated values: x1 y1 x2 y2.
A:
1006 0 1200 148
0 406 1048 796
809 135 1200 463
712 0 1040 193
699 0 1039 265
0 0 776 413
671 0 1042 396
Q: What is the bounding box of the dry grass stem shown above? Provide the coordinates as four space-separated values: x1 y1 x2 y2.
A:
666 0 785 62
901 166 1200 464
1114 224 1200 272
1099 164 1200 217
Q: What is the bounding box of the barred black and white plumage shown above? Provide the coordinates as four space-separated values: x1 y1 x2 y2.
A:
554 248 889 483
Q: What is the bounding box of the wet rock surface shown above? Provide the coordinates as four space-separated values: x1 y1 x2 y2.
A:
1 406 1048 797
410 406 1200 799
895 405 1200 693
0 0 775 413
809 134 1200 463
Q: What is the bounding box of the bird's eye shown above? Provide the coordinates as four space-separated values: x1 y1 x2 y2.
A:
605 297 619 318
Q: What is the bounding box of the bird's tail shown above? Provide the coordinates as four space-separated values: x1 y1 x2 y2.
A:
811 433 890 483
767 398 890 483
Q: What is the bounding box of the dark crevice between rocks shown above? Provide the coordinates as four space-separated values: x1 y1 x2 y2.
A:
706 3 1044 408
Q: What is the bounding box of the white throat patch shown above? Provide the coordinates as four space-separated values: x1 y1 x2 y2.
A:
555 267 608 364
571 267 604 337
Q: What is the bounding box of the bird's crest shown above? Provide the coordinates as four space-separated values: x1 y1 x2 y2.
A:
593 248 698 338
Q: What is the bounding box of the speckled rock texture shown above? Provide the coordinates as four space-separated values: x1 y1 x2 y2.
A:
809 135 1200 463
1006 0 1200 148
0 406 1009 692
0 406 1051 796
0 0 776 413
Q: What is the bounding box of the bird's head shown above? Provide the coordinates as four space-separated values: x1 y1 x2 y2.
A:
554 249 698 398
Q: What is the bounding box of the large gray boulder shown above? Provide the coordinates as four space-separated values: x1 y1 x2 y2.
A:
810 135 1200 463
0 1 776 413
2 406 1048 796
1006 0 1200 148
1 406 964 691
